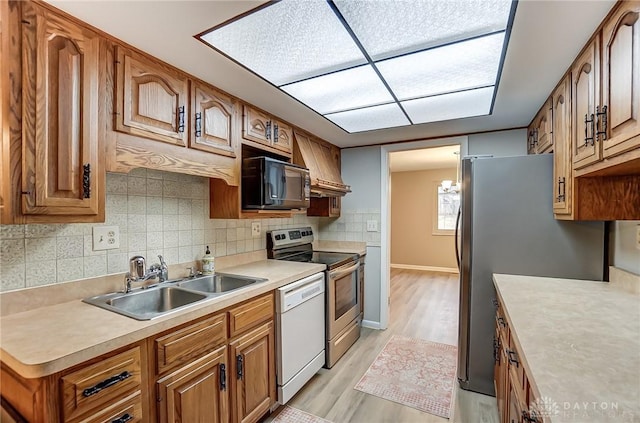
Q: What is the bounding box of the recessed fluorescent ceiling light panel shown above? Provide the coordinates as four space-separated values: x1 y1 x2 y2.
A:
198 0 515 133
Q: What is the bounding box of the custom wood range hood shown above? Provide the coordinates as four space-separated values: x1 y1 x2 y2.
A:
293 131 351 197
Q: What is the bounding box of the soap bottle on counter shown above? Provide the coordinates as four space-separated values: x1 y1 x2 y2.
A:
202 246 215 275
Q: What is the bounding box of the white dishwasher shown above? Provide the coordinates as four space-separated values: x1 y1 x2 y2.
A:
276 272 326 404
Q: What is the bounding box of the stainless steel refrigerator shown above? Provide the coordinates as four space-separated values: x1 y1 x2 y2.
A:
455 154 605 395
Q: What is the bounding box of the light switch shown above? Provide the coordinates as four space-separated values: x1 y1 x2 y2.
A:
93 226 120 251
366 220 378 232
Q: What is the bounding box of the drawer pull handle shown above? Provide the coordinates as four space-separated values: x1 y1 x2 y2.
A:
83 371 132 397
177 106 185 133
507 350 519 367
220 363 226 391
194 112 202 137
111 413 133 423
236 355 244 380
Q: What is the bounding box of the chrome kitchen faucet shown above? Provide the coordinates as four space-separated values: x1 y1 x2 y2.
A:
124 255 169 293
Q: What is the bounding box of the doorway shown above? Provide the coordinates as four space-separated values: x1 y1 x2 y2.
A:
380 137 468 329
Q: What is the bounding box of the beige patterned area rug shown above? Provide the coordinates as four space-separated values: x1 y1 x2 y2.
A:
271 406 333 423
354 335 458 418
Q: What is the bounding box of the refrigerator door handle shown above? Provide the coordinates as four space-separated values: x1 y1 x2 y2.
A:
455 206 462 270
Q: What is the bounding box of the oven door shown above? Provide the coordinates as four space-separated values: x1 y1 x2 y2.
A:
327 260 360 339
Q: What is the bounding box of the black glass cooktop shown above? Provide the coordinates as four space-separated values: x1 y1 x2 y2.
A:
279 251 358 270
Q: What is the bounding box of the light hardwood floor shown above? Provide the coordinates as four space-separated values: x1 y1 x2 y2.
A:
267 269 499 423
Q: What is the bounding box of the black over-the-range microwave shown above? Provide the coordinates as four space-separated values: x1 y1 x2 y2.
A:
242 157 311 210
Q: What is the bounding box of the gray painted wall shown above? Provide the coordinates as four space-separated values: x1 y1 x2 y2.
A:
611 221 640 275
341 128 528 326
341 147 382 323
468 129 528 157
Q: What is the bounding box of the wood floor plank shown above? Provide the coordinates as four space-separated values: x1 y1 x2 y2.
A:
267 269 499 423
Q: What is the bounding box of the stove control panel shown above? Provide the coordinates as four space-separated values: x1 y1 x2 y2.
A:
268 226 314 249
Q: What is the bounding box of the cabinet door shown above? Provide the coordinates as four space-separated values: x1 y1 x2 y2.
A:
602 2 640 158
191 81 237 158
115 46 189 146
552 76 573 217
535 98 553 153
572 38 601 169
243 105 272 147
507 381 523 423
21 2 101 216
229 321 276 423
157 345 229 423
272 120 292 153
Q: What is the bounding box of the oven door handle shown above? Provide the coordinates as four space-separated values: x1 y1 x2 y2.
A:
330 261 360 280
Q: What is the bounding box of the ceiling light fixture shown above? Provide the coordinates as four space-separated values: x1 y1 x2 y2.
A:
197 0 516 133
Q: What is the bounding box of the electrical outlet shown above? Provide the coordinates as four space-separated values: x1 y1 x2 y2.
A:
93 226 120 251
366 220 378 232
636 225 640 250
252 221 261 237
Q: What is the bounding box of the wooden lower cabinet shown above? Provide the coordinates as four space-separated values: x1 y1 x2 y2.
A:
157 345 229 423
229 321 276 423
494 296 542 423
0 292 277 423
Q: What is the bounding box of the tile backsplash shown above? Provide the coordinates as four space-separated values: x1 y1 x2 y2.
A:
0 169 379 292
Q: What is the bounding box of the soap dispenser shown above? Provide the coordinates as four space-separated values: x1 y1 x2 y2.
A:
202 246 215 275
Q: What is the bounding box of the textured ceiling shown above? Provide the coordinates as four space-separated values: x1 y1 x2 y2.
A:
45 0 616 148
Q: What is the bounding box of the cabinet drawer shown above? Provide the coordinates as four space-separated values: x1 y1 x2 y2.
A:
507 338 526 401
76 391 143 423
155 313 227 375
61 347 142 422
228 293 274 338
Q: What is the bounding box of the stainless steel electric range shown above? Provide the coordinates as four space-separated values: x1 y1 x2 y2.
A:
267 227 361 368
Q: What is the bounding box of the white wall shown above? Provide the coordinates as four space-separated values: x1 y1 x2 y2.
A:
611 221 640 275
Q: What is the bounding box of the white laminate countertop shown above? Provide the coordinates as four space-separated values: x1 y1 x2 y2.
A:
0 260 325 379
493 274 640 423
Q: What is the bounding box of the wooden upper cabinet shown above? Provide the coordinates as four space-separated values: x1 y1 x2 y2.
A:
242 105 292 154
601 1 640 159
191 81 237 158
571 37 601 169
552 75 573 217
115 46 189 146
273 120 292 153
243 106 272 147
535 98 554 153
20 2 102 217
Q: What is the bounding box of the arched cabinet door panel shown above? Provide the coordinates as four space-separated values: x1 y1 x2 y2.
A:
21 1 102 217
115 45 189 146
191 82 237 158
571 38 601 170
602 3 640 158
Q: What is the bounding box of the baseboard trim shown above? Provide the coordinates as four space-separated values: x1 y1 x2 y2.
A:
390 263 459 274
361 320 382 330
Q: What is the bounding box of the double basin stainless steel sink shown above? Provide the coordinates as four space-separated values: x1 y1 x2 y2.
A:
83 273 267 320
